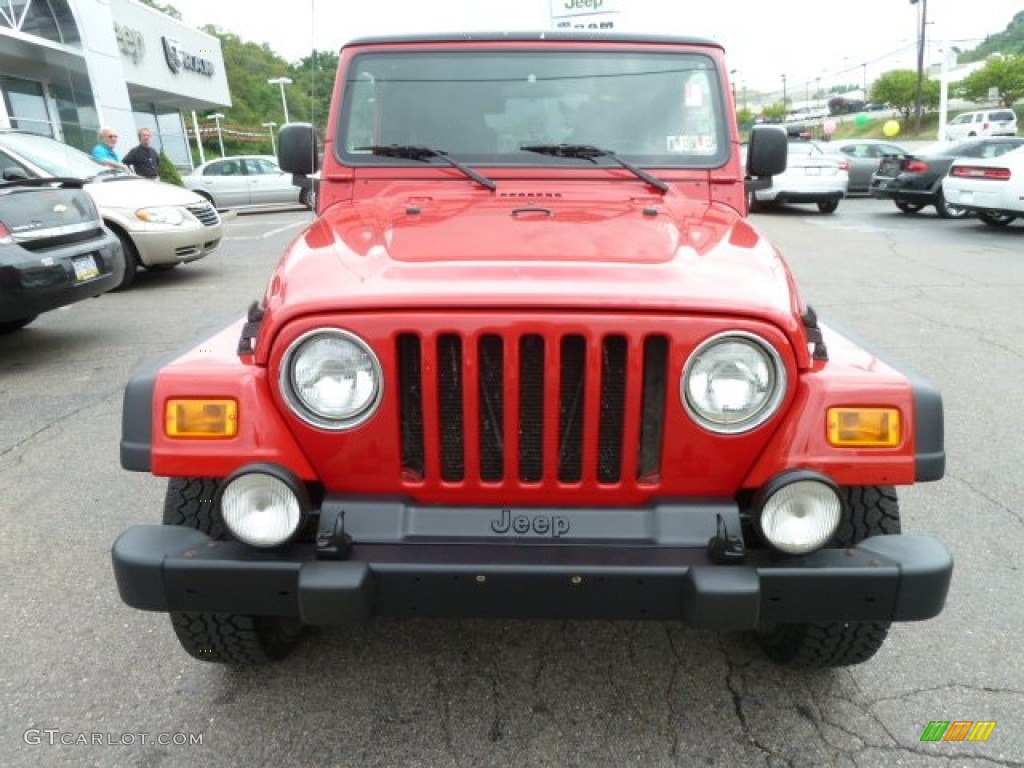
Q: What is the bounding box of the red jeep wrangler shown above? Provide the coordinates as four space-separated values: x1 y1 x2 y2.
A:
112 33 952 667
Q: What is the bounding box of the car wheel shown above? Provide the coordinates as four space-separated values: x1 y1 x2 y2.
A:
817 199 839 214
979 211 1016 227
894 198 925 214
162 477 307 664
935 190 971 220
299 185 316 211
754 486 900 667
0 315 37 333
110 228 138 291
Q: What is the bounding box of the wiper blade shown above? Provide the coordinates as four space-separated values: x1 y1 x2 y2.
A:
520 144 669 193
355 144 496 191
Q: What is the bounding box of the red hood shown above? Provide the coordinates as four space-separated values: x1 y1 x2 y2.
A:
258 182 807 359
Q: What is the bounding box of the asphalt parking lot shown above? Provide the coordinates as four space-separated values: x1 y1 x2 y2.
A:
2 200 1022 767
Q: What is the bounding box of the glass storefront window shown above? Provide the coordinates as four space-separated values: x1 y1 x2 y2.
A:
1 76 53 137
0 0 79 45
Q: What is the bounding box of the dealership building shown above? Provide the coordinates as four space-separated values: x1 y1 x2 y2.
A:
0 0 229 168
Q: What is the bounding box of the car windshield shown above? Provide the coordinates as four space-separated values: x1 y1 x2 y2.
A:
0 132 126 179
339 48 728 167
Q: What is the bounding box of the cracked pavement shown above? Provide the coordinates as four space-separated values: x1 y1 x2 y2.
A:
1 203 1021 766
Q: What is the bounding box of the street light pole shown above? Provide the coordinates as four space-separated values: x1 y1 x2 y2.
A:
781 73 787 108
208 112 225 157
262 122 277 155
910 0 928 133
267 76 293 123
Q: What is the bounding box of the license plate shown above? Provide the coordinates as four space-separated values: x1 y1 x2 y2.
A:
72 254 100 282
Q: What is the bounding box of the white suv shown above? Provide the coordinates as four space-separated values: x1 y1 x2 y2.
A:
944 109 1018 141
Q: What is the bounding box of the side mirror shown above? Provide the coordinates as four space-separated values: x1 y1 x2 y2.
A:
278 122 320 176
746 125 787 178
2 166 31 182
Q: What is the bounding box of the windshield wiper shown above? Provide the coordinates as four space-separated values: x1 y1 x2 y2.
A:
519 144 669 193
355 144 496 191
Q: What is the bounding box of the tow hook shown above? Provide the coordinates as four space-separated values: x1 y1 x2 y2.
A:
707 513 746 564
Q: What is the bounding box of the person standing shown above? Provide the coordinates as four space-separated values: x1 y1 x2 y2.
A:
123 128 161 179
90 127 128 171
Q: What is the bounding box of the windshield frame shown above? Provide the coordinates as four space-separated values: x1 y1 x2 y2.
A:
335 45 731 171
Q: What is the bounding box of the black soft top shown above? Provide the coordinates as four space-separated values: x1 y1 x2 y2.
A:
342 31 723 51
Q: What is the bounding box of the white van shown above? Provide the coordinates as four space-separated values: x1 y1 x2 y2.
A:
944 109 1018 141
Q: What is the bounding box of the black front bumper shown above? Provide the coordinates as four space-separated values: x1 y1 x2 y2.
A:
112 525 952 629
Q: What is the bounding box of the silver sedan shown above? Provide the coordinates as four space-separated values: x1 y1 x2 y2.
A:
183 155 311 211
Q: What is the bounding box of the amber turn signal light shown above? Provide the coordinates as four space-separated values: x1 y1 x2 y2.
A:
165 399 238 438
827 407 900 447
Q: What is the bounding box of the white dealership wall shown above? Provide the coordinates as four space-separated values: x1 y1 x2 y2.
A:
0 0 228 162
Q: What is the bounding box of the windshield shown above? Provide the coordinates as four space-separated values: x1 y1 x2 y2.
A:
0 131 125 178
339 48 728 167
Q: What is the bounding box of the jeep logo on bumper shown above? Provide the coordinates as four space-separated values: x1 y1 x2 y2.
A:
490 508 570 537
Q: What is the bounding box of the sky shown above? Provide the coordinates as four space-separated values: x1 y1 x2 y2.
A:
163 0 1021 96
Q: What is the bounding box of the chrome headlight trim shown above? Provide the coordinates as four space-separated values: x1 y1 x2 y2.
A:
279 328 384 431
681 330 787 434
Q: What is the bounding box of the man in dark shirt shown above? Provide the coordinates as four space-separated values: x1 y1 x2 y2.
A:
123 128 160 179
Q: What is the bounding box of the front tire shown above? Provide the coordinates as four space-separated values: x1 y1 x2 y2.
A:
162 477 306 664
110 229 138 291
817 198 840 214
754 486 901 667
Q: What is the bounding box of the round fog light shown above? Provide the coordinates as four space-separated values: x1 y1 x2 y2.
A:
758 476 842 555
219 467 306 548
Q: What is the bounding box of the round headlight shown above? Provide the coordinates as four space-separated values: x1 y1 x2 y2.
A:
682 332 786 433
281 329 383 430
758 476 842 554
219 468 305 548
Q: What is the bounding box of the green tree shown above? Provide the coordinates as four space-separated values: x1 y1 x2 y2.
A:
736 106 755 130
158 151 183 185
759 103 787 122
871 70 940 119
958 10 1024 62
955 54 1024 108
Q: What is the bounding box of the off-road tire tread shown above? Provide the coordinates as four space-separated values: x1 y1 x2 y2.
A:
163 477 305 664
755 485 901 668
170 612 303 664
162 477 225 538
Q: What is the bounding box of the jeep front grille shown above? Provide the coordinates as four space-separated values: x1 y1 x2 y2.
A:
397 330 668 487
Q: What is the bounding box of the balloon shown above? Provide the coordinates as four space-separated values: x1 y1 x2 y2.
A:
883 120 901 137
823 119 837 136
855 113 870 127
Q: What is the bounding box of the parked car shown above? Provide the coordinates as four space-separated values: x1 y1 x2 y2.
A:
943 109 1018 141
113 34 951 669
748 139 848 213
0 130 222 290
1 176 124 332
871 137 1024 218
819 138 909 195
942 145 1024 227
183 155 313 211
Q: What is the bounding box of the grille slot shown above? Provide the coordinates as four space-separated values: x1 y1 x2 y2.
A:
397 329 667 488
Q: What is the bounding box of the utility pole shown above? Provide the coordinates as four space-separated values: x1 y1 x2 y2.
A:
910 0 928 134
781 73 787 108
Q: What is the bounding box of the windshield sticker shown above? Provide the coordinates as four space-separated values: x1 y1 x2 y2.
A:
667 135 717 153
